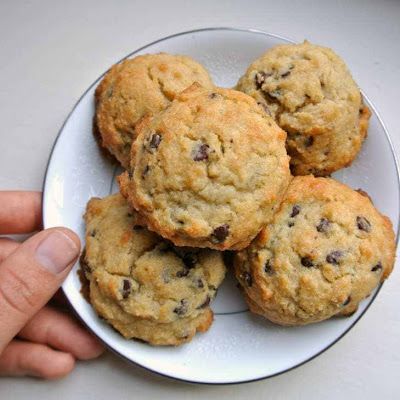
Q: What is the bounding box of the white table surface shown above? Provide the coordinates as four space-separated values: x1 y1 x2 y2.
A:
0 0 399 398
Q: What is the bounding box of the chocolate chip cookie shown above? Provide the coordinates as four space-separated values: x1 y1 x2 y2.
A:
95 53 213 168
118 84 291 250
236 41 371 176
234 175 395 325
82 193 226 345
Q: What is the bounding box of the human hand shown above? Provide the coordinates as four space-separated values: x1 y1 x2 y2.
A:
0 191 103 379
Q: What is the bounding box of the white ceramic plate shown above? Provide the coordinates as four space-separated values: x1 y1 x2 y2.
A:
42 28 400 384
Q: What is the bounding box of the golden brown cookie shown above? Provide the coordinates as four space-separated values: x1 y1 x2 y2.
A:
82 193 226 345
235 176 395 325
95 53 213 168
236 41 371 176
118 84 291 250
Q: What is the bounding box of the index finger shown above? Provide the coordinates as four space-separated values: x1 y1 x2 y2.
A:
0 192 42 234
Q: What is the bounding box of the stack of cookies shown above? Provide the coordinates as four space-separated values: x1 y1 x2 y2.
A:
81 41 395 346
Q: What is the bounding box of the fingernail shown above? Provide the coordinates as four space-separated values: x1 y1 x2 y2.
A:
36 231 79 275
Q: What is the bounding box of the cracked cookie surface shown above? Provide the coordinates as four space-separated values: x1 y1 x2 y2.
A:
95 53 213 168
82 193 226 345
234 176 395 325
236 41 370 176
118 84 291 250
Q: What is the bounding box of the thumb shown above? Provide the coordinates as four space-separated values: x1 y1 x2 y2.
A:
0 228 80 353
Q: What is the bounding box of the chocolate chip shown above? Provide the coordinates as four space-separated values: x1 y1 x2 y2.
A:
211 224 229 243
343 296 351 306
182 253 198 269
127 212 133 218
89 230 97 237
198 296 211 309
371 262 383 272
304 136 314 147
317 218 330 233
240 271 253 287
326 250 343 265
192 143 210 161
264 260 274 275
174 299 188 316
142 165 150 178
288 221 295 228
301 257 314 268
121 279 131 299
133 225 144 231
209 92 219 99
195 278 204 288
255 71 269 89
357 216 371 232
257 102 272 116
290 205 301 218
176 269 190 278
149 133 162 149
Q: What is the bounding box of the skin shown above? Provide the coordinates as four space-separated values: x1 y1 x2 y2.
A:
0 192 104 379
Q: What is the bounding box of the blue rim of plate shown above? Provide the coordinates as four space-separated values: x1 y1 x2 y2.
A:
42 27 400 385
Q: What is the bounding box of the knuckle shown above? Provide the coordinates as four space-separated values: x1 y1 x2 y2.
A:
0 266 37 316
